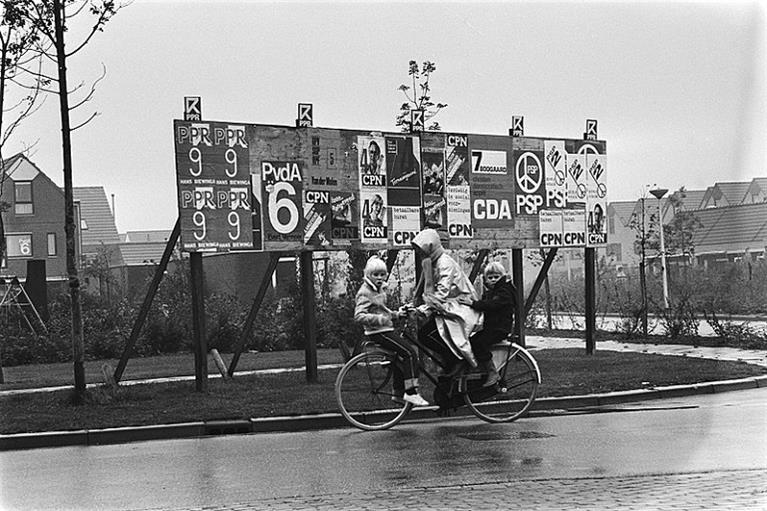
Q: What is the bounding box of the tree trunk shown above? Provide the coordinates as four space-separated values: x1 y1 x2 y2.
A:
53 0 86 396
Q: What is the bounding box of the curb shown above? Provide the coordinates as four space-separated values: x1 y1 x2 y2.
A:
2 375 766 452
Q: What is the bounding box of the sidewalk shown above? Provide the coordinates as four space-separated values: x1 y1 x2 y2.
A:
2 337 766 451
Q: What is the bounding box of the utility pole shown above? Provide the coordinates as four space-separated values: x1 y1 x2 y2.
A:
650 187 669 310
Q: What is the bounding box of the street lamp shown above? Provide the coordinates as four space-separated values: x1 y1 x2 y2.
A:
649 187 669 309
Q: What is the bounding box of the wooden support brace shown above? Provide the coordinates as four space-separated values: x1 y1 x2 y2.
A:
524 248 559 316
114 219 180 384
468 248 489 283
227 252 280 377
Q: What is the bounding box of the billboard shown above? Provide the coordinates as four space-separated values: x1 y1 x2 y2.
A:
173 120 607 252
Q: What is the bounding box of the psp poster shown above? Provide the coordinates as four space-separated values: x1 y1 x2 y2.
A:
513 149 546 215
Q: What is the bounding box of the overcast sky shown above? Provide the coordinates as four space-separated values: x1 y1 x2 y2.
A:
7 0 765 233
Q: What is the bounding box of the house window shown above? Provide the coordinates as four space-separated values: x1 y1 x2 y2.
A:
14 181 33 215
6 233 33 258
47 233 57 256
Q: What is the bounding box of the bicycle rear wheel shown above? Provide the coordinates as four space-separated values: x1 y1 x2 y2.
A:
335 350 412 431
464 343 540 423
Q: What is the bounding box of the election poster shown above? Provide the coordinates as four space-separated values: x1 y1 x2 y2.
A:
513 148 546 215
174 120 254 252
445 134 470 186
444 133 472 239
358 135 386 184
447 185 472 239
261 160 304 250
386 136 422 207
543 140 567 209
358 135 388 243
330 191 359 245
391 206 421 247
360 189 388 243
562 208 586 247
586 152 608 246
421 143 447 231
469 148 514 229
303 190 332 248
565 152 588 207
539 209 564 248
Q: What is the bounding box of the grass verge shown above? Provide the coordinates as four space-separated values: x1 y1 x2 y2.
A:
1 348 765 435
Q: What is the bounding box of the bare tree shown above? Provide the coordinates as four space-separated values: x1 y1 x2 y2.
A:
395 60 447 132
18 0 122 397
0 1 46 275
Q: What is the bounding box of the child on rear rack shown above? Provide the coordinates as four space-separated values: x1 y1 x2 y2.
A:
459 261 516 387
354 256 430 407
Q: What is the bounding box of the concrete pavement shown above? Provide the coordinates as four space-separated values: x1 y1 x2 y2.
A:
2 337 766 451
129 469 767 511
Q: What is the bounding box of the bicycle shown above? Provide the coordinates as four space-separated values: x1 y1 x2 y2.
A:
334 308 541 431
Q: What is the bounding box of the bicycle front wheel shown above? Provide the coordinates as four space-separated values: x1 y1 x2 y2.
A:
464 343 541 423
335 350 412 431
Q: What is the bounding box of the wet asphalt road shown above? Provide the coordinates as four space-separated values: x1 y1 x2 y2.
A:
1 388 765 511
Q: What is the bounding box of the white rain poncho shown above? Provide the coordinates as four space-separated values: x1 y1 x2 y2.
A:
412 229 483 367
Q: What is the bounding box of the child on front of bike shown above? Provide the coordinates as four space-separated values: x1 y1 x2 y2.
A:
354 255 430 407
410 229 482 375
459 261 516 387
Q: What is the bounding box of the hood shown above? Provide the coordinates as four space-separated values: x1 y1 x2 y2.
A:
411 229 444 262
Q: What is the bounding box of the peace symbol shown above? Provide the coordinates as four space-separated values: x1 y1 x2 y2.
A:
515 152 543 194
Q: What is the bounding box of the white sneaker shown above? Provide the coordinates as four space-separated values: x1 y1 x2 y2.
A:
403 393 430 407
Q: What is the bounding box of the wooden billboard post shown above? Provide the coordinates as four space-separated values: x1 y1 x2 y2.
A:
189 251 207 391
300 251 318 383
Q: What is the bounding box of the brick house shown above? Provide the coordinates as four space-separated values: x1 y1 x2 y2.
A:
1 154 80 290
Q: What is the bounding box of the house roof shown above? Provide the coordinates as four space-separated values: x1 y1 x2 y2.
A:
113 242 174 267
669 189 705 211
691 202 767 255
73 187 120 249
715 181 752 205
123 230 172 243
743 177 767 203
607 201 637 226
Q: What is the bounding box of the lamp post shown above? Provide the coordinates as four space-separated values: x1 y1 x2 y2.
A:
649 187 669 309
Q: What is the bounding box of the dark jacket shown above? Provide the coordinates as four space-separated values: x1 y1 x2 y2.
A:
471 277 516 335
